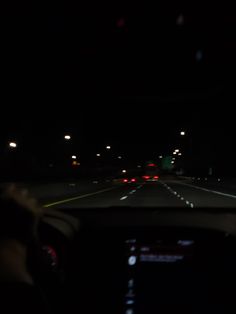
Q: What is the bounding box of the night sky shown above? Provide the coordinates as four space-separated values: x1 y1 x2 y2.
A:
1 0 236 176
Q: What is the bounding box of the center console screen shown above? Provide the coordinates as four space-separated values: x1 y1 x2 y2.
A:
124 238 197 314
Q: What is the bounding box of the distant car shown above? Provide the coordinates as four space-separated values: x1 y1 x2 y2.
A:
122 178 137 184
142 175 159 182
113 177 138 185
143 163 160 182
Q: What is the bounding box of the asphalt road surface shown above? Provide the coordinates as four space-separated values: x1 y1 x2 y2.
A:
25 178 236 210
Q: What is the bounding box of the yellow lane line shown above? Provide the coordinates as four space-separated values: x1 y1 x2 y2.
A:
44 187 118 208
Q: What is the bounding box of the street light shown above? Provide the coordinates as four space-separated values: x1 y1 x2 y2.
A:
118 156 122 159
122 169 127 173
178 153 182 156
96 153 101 157
64 135 71 140
106 146 111 150
173 152 177 155
9 142 17 148
159 155 163 159
175 149 180 153
180 131 185 136
72 155 77 159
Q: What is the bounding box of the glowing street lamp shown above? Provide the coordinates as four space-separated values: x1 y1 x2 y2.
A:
64 135 71 140
9 142 17 148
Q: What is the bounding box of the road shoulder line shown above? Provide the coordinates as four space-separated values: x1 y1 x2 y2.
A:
175 182 236 200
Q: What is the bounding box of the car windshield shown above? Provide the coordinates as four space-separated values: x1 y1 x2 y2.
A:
2 1 236 210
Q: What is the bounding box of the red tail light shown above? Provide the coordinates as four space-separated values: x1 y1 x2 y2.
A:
123 179 128 183
154 176 159 179
143 176 150 180
131 178 136 182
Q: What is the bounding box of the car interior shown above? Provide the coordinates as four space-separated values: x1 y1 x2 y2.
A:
30 206 236 314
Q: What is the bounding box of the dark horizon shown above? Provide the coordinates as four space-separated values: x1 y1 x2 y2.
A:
1 0 236 178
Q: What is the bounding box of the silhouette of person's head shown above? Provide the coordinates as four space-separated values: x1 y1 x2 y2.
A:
0 185 42 246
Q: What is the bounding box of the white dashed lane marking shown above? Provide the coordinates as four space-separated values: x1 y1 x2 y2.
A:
159 181 195 208
121 185 143 200
137 185 143 189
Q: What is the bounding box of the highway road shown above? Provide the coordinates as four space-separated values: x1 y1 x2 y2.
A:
24 177 236 210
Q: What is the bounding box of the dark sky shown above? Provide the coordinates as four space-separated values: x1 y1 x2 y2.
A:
1 0 236 171
2 0 236 97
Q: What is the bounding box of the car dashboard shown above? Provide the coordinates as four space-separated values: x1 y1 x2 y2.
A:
36 208 236 314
